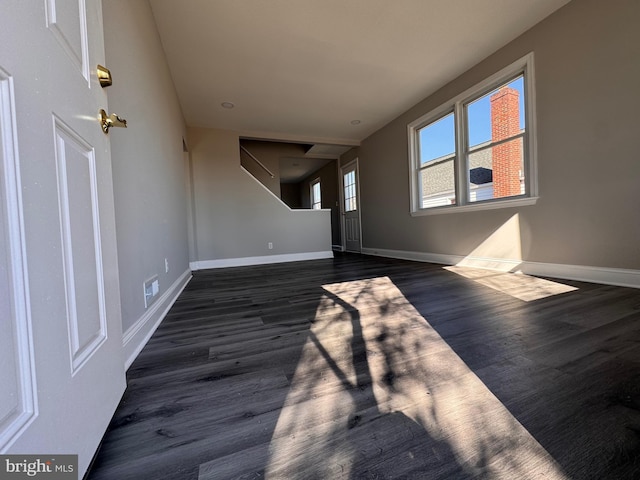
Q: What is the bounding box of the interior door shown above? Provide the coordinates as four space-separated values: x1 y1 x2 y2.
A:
0 0 126 475
341 160 361 253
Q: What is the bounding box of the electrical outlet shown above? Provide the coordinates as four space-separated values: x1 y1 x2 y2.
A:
165 258 169 273
268 242 273 250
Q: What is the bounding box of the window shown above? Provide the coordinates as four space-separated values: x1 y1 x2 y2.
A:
311 179 322 209
343 170 357 212
408 53 538 214
416 112 456 208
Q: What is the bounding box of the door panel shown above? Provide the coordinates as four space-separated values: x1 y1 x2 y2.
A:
0 67 37 454
53 118 107 373
45 0 90 81
341 161 361 253
346 216 360 247
0 0 126 474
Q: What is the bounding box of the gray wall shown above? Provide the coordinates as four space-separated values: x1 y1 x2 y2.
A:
189 127 331 262
348 0 640 270
103 1 190 340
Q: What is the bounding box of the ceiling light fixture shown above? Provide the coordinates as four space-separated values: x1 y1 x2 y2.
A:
350 119 361 125
221 102 235 109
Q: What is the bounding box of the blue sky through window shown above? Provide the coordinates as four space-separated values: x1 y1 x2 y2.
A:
419 76 525 164
419 113 454 165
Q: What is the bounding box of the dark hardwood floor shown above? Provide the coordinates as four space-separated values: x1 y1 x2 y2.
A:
86 253 640 479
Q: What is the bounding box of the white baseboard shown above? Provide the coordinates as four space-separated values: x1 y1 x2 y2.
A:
361 247 640 289
362 247 465 266
190 251 334 270
520 261 640 289
122 269 192 369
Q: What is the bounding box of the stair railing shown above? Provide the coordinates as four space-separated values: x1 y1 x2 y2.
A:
240 145 275 179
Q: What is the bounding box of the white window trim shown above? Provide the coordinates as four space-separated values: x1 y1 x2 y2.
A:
408 52 539 216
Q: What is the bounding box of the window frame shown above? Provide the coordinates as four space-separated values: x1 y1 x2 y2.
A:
310 178 322 210
408 53 538 216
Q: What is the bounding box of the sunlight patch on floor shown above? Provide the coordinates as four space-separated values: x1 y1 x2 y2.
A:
265 276 569 479
445 266 578 301
265 293 361 479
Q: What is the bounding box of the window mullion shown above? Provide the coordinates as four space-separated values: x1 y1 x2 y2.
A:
468 132 525 154
454 102 468 206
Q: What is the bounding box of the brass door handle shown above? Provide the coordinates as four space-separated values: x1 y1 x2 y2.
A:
99 109 127 134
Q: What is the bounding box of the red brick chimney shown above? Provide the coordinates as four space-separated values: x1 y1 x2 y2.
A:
490 87 522 198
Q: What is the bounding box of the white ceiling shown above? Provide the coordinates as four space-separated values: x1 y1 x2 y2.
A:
149 0 570 146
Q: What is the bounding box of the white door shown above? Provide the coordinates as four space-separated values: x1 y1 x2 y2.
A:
0 0 126 475
341 160 361 253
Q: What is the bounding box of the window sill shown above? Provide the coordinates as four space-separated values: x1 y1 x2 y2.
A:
411 196 539 216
